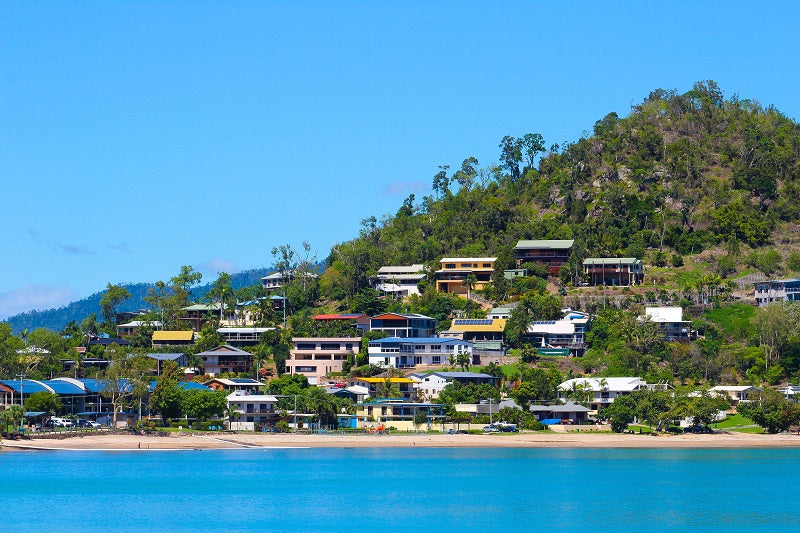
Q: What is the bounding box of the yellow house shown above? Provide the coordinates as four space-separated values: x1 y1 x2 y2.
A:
355 400 445 431
151 330 195 348
435 257 496 295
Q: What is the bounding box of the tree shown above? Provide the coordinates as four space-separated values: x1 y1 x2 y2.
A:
181 389 228 424
738 388 800 433
100 348 151 428
145 266 202 329
673 389 730 428
206 272 233 322
499 135 522 180
601 395 637 433
99 283 131 328
375 378 401 399
520 133 546 171
149 360 185 425
1 404 25 435
25 391 62 415
756 302 800 370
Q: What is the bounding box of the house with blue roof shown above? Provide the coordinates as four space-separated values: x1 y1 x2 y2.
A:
367 337 474 369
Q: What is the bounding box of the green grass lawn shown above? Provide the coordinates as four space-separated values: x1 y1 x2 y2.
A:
703 303 756 341
727 426 765 434
627 424 654 434
712 413 755 429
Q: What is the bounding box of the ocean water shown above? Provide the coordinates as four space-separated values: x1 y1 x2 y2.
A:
1 447 798 532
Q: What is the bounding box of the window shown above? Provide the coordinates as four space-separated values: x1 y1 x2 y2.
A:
296 343 316 350
445 263 456 269
345 343 353 350
296 366 316 373
432 356 441 364
430 345 441 352
321 343 341 350
414 345 425 350
482 263 492 268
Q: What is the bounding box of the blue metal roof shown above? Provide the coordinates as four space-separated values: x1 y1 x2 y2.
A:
41 380 86 395
147 381 212 392
230 378 260 384
0 379 51 394
79 379 108 393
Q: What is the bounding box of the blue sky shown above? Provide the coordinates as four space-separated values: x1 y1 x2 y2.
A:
1 1 799 319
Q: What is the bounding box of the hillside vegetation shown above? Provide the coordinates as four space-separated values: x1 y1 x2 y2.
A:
5 81 800 387
326 80 800 299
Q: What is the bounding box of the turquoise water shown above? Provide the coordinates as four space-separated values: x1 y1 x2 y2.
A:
2 447 799 531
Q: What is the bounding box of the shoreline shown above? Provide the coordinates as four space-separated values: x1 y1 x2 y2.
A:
3 431 800 451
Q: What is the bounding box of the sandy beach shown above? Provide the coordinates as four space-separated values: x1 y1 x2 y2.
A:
3 430 800 451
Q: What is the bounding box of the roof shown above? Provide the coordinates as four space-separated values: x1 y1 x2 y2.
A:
152 330 194 341
312 314 367 321
216 327 276 333
583 257 641 265
182 303 222 311
370 313 434 321
227 392 278 402
197 345 253 356
369 337 471 345
440 257 497 263
450 318 506 332
88 337 130 346
710 385 758 392
529 402 591 413
0 379 52 394
204 378 264 386
644 307 685 323
146 353 185 361
411 372 496 380
117 320 162 328
515 239 574 249
351 377 418 384
377 264 424 274
558 377 645 392
527 320 576 335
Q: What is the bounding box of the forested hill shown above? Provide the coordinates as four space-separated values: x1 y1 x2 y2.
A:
326 81 800 297
6 268 271 334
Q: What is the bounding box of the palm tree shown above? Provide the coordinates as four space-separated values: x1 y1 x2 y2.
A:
462 273 478 300
224 404 239 431
375 378 401 399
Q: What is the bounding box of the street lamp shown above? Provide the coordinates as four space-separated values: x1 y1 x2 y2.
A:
16 373 26 432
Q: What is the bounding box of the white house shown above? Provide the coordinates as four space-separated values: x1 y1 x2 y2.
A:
709 385 758 405
374 264 426 297
557 377 660 410
368 337 474 369
642 307 692 342
408 371 499 400
526 309 590 356
226 390 278 431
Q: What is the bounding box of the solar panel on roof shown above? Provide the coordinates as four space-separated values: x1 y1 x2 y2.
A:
453 319 493 325
532 321 556 325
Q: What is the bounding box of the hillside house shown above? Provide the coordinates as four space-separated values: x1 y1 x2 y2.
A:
369 313 436 338
642 307 692 342
374 264 426 297
286 337 361 385
513 240 574 275
434 257 496 295
368 337 474 369
197 345 253 375
582 257 643 286
754 278 800 307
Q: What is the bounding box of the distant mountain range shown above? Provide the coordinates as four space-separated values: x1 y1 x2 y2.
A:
5 268 272 334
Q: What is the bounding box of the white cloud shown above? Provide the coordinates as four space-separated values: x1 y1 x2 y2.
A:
199 257 238 276
0 284 81 320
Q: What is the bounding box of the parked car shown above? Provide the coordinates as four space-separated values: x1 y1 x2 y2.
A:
482 425 499 433
50 417 73 428
684 425 712 434
75 419 91 428
499 424 519 433
86 420 102 428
